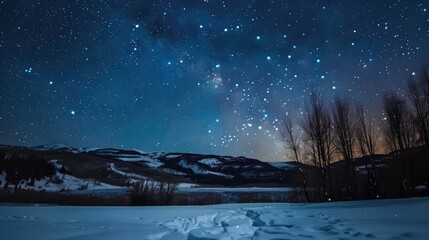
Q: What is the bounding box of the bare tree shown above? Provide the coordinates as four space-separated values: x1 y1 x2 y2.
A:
163 181 178 205
356 104 383 198
301 91 334 201
280 116 311 201
332 97 358 199
383 93 415 193
356 105 378 156
131 179 178 205
408 71 429 151
281 116 303 163
420 65 429 104
383 93 415 151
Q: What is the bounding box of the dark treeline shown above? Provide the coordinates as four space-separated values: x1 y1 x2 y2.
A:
281 65 429 202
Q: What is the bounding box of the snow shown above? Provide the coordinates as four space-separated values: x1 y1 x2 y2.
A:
147 152 166 159
108 163 146 181
31 143 79 153
176 183 199 189
179 160 233 179
108 163 195 189
94 149 120 154
161 210 256 239
93 150 164 168
158 168 186 176
198 158 222 166
1 197 429 239
80 147 102 152
0 170 123 193
45 173 122 192
0 161 124 193
119 156 164 168
132 149 147 155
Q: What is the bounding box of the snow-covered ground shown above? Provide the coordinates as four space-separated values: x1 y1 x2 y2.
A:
1 197 428 240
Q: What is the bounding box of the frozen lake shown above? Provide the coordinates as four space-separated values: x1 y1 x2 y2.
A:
1 197 429 239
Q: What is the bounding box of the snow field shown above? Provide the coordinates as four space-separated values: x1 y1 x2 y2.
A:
0 197 428 240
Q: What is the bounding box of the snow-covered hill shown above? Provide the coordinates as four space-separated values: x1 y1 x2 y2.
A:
0 159 127 194
82 148 291 185
30 143 79 153
0 144 298 197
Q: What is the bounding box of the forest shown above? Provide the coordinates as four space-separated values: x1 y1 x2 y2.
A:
280 65 429 202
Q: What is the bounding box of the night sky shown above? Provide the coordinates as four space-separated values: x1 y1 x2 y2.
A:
0 1 428 161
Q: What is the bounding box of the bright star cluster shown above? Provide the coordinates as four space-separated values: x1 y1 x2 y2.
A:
0 1 428 161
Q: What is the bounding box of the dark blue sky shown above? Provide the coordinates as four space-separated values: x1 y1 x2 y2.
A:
1 0 428 161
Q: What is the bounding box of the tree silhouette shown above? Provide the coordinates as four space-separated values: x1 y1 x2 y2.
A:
301 91 334 201
332 97 358 199
280 116 311 202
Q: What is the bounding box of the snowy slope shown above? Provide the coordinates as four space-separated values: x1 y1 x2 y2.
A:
198 158 222 166
108 163 147 181
178 160 234 179
0 160 125 192
88 148 164 168
0 144 297 187
0 169 122 192
31 143 79 153
1 197 429 240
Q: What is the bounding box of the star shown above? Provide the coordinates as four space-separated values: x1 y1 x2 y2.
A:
1 0 427 162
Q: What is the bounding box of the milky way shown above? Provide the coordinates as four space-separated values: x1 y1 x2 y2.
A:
1 1 428 161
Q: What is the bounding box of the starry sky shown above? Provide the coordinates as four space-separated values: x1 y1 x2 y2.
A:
0 0 428 161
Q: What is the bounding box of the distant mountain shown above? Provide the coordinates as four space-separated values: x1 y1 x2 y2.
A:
2 144 425 203
83 148 291 185
30 143 80 153
0 144 299 194
269 161 300 170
